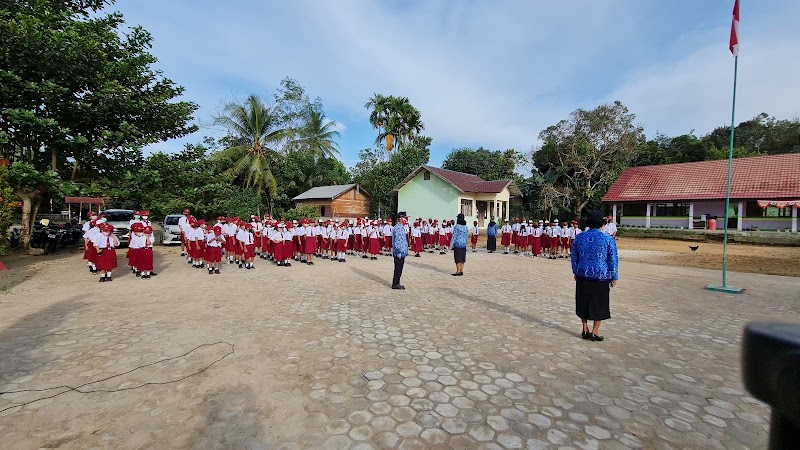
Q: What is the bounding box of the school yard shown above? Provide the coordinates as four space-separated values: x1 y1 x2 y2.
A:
1 240 799 449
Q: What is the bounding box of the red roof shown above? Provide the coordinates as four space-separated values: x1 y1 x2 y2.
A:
602 153 800 202
395 165 523 197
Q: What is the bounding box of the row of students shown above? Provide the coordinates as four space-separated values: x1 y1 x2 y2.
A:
501 218 582 258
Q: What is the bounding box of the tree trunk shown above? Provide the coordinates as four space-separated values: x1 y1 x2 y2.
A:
71 159 79 181
17 191 36 247
51 147 57 173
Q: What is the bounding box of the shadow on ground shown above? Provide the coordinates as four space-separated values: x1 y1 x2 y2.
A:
186 384 272 449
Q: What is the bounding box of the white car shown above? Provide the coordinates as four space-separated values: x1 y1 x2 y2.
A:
160 214 183 245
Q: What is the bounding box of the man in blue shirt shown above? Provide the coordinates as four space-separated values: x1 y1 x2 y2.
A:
391 213 409 289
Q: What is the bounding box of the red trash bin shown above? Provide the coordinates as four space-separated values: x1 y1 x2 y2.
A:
708 218 717 231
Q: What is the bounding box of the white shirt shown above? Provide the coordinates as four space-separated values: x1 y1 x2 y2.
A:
178 216 190 232
368 227 379 239
512 223 520 233
428 225 437 235
501 224 512 233
91 232 119 249
411 227 422 238
605 222 618 235
206 232 225 247
549 226 561 238
471 226 479 235
282 230 293 241
573 227 582 237
83 226 100 240
338 228 349 240
128 232 145 249
382 224 392 236
561 226 570 237
304 226 315 238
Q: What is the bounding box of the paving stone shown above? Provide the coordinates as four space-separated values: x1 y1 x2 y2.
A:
396 421 423 438
584 425 611 440
468 424 495 442
442 417 469 434
373 431 401 448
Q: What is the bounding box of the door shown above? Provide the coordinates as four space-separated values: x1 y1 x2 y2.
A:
476 201 487 227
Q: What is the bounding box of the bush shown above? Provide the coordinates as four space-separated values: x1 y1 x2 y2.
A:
281 204 319 221
0 165 18 255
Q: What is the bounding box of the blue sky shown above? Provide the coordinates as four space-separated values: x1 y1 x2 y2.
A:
111 0 800 169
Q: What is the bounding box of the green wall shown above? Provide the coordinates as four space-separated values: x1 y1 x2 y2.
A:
398 171 459 221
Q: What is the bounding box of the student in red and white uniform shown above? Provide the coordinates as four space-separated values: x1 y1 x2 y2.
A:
233 220 246 268
206 225 225 274
361 220 371 258
83 212 100 273
428 220 438 253
368 220 381 260
382 220 393 256
262 220 274 260
138 211 152 228
271 222 285 266
567 220 581 258
223 217 237 263
329 220 340 260
178 209 191 258
560 222 570 258
241 222 256 269
548 219 561 259
501 219 512 254
92 223 119 282
604 216 618 239
470 221 479 252
352 220 362 257
250 215 263 256
282 221 295 266
336 220 349 262
302 219 316 265
517 221 528 256
438 220 449 255
129 211 142 230
128 222 144 275
541 220 551 256
411 221 423 257
529 220 542 257
511 218 520 253
129 224 155 279
196 220 208 267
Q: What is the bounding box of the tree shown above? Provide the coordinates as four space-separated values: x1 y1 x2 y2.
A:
213 95 289 199
0 164 17 255
535 101 644 220
8 162 61 247
292 108 340 159
364 94 425 152
442 147 522 181
0 0 197 180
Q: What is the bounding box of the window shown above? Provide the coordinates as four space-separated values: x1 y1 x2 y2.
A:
655 203 690 217
164 216 180 225
320 205 326 217
460 199 473 216
623 203 647 216
746 201 792 217
423 171 431 180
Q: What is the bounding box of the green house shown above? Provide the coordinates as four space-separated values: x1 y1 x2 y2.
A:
394 165 522 227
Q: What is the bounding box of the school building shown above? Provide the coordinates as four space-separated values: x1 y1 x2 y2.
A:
394 165 522 226
292 184 370 219
602 153 800 232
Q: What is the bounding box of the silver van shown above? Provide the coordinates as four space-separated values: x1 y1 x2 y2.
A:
161 214 183 245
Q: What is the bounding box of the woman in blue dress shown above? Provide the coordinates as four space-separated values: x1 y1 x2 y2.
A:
485 218 498 253
571 211 619 341
450 214 469 276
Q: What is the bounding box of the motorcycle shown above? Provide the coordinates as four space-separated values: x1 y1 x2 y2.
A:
29 221 69 254
6 227 21 249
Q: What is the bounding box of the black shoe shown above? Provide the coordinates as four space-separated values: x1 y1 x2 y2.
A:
277 262 284 266
451 273 459 276
362 255 368 259
209 269 213 274
239 263 243 268
391 284 405 290
590 333 604 342
457 272 463 276
415 254 421 257
429 251 434 254
307 261 314 265
91 269 98 274
99 277 106 282
340 259 346 263
150 272 157 276
180 252 186 257
229 259 233 264
513 251 519 254
106 277 113 282
215 269 220 274
188 260 192 264
581 330 591 340
135 271 141 277
503 251 509 254
143 274 150 279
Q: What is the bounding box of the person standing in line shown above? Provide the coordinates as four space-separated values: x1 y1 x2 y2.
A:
470 221 479 252
486 217 498 253
391 214 409 290
178 209 191 258
571 211 618 342
500 219 512 254
206 225 225 274
450 214 468 276
411 221 423 257
92 223 119 282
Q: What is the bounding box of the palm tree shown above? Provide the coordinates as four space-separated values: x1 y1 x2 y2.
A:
293 109 341 159
365 94 425 151
213 95 289 197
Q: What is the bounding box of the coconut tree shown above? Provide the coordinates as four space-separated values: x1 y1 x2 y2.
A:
364 94 425 151
213 95 289 198
293 108 341 159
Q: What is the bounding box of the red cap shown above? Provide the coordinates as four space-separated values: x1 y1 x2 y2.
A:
131 223 144 231
143 226 153 233
196 220 206 227
87 211 97 218
244 223 253 230
140 211 149 216
213 225 222 234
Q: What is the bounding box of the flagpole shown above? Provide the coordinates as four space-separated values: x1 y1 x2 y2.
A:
706 1 743 293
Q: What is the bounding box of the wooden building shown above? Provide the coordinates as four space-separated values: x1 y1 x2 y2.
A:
602 154 799 232
292 184 370 219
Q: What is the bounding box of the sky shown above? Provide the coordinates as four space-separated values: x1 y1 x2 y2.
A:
111 0 800 169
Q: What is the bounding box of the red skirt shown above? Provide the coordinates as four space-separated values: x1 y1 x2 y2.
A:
471 235 478 245
316 235 323 249
127 248 140 267
439 234 448 247
412 238 423 253
337 239 347 252
234 242 244 255
205 246 222 263
225 236 236 252
501 233 511 246
384 236 392 249
283 240 294 258
531 235 541 254
354 235 362 251
254 233 262 248
96 248 117 271
561 237 569 248
347 235 355 250
273 241 283 261
369 238 380 255
83 241 97 263
329 238 337 251
304 236 317 254
245 244 255 259
512 232 519 246
137 248 154 271
542 235 551 249
197 241 206 258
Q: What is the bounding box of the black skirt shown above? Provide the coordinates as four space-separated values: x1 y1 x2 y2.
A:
453 247 467 264
487 236 497 251
575 278 611 321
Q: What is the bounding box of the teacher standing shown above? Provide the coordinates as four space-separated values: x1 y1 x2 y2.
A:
571 211 618 341
391 213 408 290
485 217 498 253
450 214 468 276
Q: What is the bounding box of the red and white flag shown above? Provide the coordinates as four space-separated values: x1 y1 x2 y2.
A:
729 0 740 56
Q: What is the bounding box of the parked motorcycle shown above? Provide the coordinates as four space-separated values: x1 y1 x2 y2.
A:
6 227 21 249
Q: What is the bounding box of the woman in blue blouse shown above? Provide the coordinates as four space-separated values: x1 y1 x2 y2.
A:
485 218 498 253
450 214 469 276
571 211 618 341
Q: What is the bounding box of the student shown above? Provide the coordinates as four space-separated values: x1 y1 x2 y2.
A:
542 220 551 257
382 219 393 256
517 221 528 256
411 221 423 257
139 211 152 228
303 219 317 265
352 220 362 257
336 220 349 262
272 222 285 266
428 220 438 253
560 221 571 258
234 220 247 268
138 225 156 279
206 225 225 274
83 214 100 273
178 209 191 258
470 221 479 252
92 223 119 282
501 219 512 254
368 220 381 260
347 221 356 256
531 220 543 257
223 217 237 263
548 219 562 259
251 215 263 256
282 221 295 266
511 217 520 253
128 222 144 275
438 220 449 255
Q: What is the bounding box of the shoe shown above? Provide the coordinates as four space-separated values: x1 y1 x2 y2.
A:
391 284 405 290
362 255 368 259
285 262 292 267
188 260 192 264
457 272 463 276
415 254 421 257
472 250 476 253
239 263 243 268
452 273 459 276
503 251 509 254
99 277 106 282
440 252 445 255
106 277 113 282
429 251 434 254
180 252 186 257
307 261 314 265
277 262 284 266
581 330 591 340
513 251 519 254
135 271 141 277
209 269 214 274
150 272 157 276
340 259 346 263
143 275 150 279
590 333 604 342
215 269 220 274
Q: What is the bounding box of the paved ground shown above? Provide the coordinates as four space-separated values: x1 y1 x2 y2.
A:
1 245 798 449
